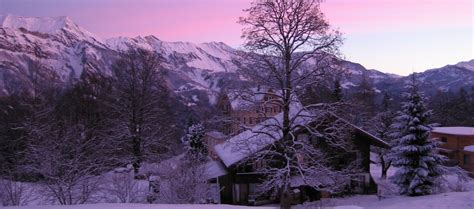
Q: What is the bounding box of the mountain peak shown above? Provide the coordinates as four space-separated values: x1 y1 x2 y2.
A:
0 14 103 44
0 14 72 34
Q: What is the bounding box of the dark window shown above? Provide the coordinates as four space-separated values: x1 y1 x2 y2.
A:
441 137 447 143
464 155 471 165
249 117 253 124
243 117 246 124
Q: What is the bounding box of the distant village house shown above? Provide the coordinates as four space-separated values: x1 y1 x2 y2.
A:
432 127 474 176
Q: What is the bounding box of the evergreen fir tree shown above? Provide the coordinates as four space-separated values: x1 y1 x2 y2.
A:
182 123 207 157
390 76 445 196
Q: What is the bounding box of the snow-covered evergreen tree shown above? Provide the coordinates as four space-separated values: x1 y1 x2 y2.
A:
182 123 207 157
390 76 445 196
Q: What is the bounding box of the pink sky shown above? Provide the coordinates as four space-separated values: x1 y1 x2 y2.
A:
1 0 472 75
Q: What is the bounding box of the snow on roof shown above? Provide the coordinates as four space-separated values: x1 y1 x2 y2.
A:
206 131 226 139
464 145 474 152
214 102 310 167
432 127 474 136
140 154 228 179
204 160 228 178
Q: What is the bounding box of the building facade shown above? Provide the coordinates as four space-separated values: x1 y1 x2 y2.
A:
216 88 283 135
431 127 474 175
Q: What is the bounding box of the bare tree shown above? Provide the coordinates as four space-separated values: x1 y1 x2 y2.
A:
26 112 105 205
105 48 174 174
235 1 357 208
0 179 35 206
157 157 212 204
105 171 147 203
369 111 396 179
23 82 112 205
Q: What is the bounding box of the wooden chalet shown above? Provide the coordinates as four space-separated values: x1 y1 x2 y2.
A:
431 127 474 176
208 105 390 205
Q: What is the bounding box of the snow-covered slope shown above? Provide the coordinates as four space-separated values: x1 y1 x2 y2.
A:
456 59 474 72
0 15 245 104
0 14 103 45
1 15 473 102
0 15 116 96
410 62 474 93
106 36 237 72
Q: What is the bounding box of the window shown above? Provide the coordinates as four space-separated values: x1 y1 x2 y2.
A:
441 137 447 143
249 117 253 124
464 155 471 165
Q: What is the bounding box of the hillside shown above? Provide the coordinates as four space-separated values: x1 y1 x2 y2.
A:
0 14 473 103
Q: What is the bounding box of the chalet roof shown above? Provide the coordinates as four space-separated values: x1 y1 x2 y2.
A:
214 103 309 167
464 145 474 152
206 131 226 139
143 154 228 179
214 104 390 167
330 114 391 149
204 160 228 178
432 127 474 136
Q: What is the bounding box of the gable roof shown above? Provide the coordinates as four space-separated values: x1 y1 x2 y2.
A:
432 127 474 136
214 105 390 167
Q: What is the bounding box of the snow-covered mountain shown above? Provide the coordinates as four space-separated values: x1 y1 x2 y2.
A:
0 15 473 102
413 61 474 93
104 35 244 96
455 60 474 72
0 15 116 96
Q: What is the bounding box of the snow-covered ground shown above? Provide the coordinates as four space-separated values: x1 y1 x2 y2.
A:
3 163 473 208
294 191 474 209
6 190 474 209
4 204 278 209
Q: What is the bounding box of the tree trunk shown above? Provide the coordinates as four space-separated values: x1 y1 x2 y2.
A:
132 135 141 174
380 156 390 179
280 185 292 209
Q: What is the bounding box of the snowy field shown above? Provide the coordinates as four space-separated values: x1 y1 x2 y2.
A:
5 190 474 209
3 164 473 209
3 204 278 209
295 190 474 209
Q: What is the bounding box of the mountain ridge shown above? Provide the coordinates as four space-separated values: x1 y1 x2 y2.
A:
0 15 472 101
